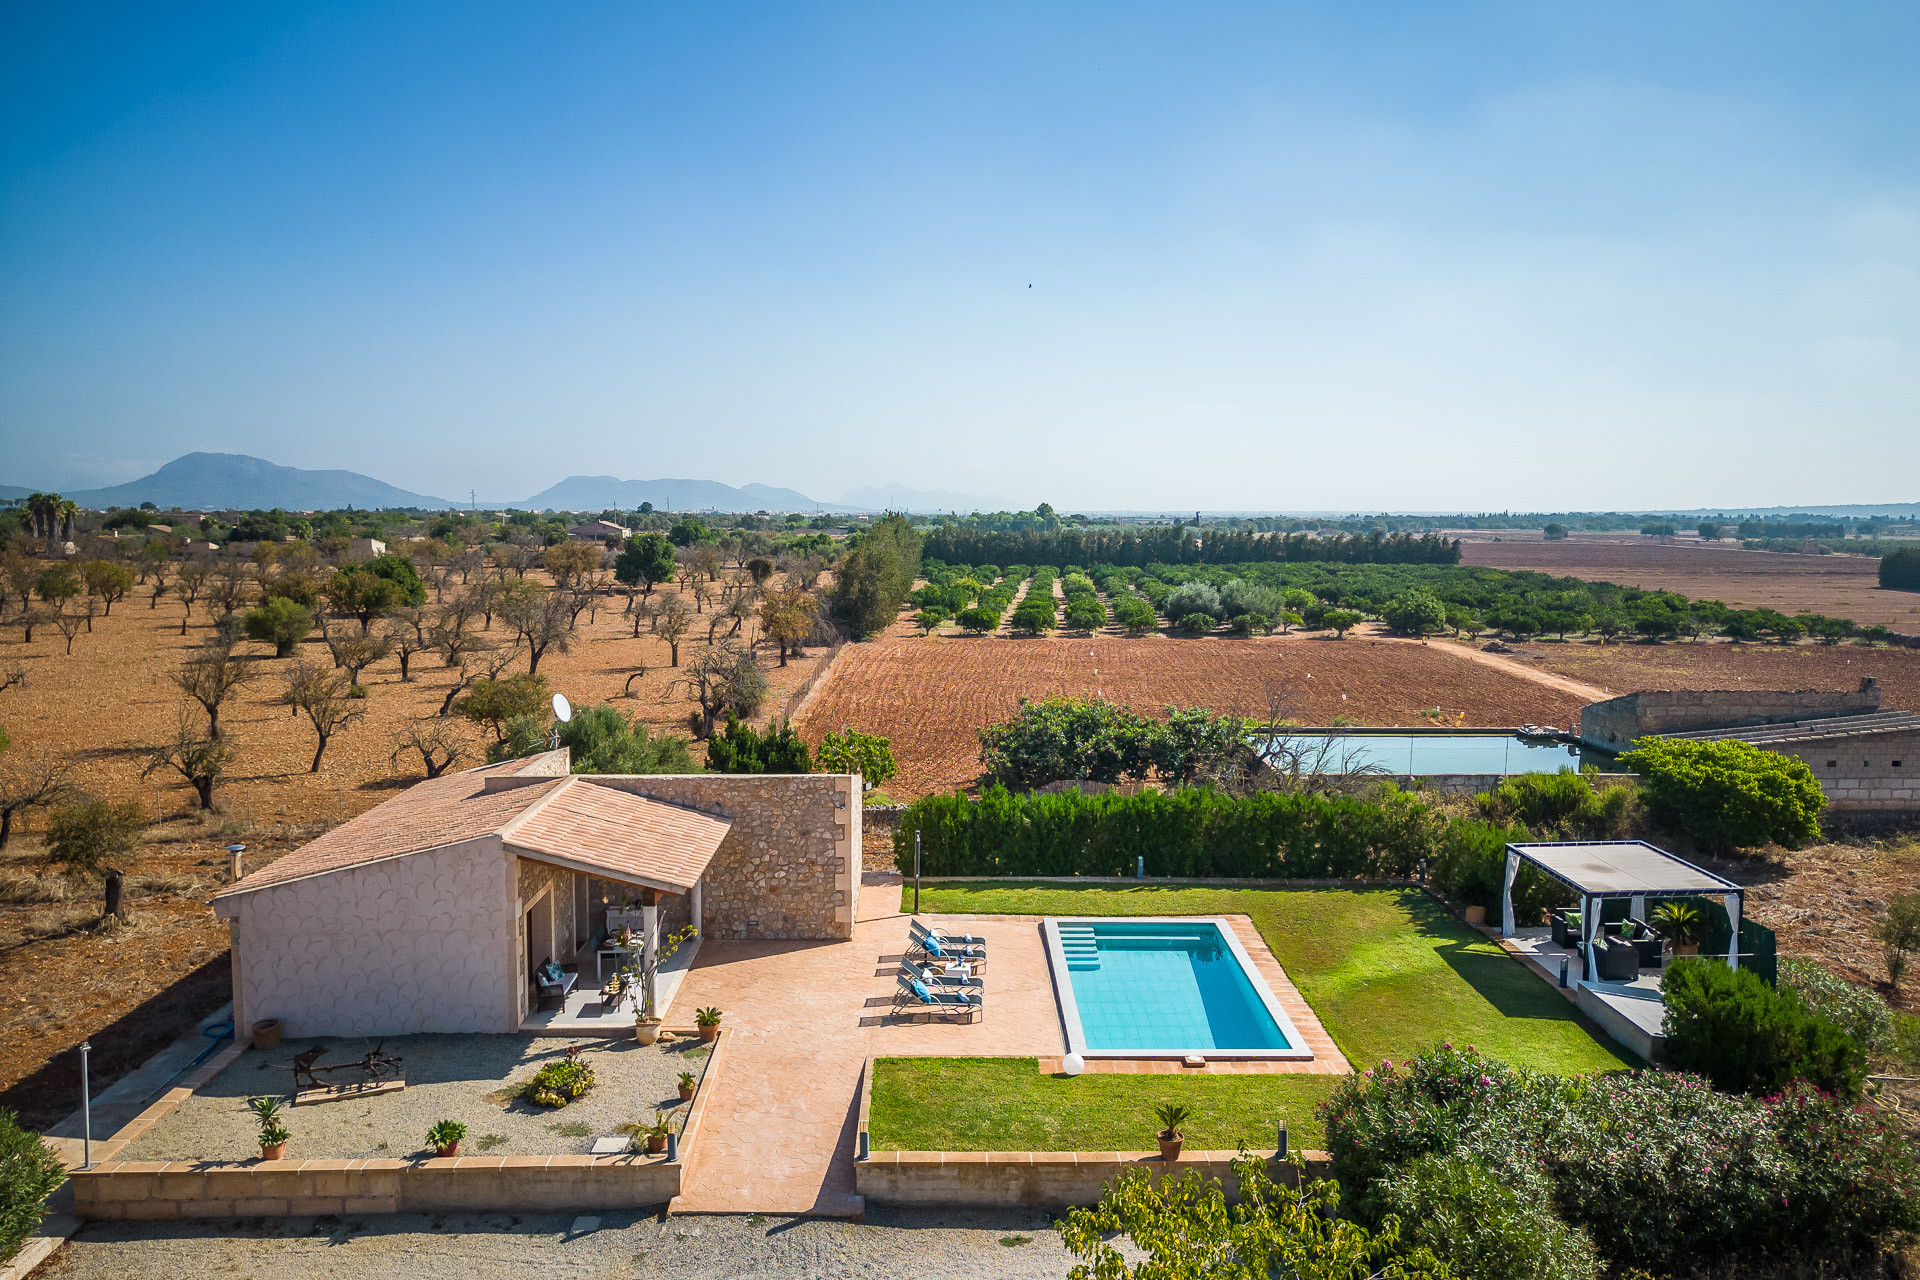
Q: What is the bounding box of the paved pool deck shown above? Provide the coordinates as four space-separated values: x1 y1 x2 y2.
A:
664 874 1341 1217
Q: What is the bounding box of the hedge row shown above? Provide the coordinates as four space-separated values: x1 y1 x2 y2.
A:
892 784 1550 893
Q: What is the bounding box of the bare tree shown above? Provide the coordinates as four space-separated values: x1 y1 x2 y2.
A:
499 586 572 675
654 594 693 666
666 640 768 738
283 660 365 772
689 543 722 582
17 605 46 646
144 714 232 810
674 560 702 609
148 572 171 610
390 716 471 780
323 625 390 687
53 604 91 655
206 560 254 621
436 644 518 717
0 747 71 847
381 616 430 682
173 562 208 634
1209 680 1388 799
171 644 254 739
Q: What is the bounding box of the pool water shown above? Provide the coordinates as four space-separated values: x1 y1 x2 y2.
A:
1051 920 1296 1054
1270 733 1612 775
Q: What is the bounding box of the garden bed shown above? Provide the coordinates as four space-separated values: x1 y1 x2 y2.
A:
117 1032 709 1162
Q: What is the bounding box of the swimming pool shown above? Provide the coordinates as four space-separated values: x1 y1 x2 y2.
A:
1042 918 1313 1059
1265 733 1617 775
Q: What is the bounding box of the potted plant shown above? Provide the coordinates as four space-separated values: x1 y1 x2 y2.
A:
631 924 698 1042
1651 902 1703 956
617 1111 674 1155
426 1119 468 1158
677 1071 697 1102
249 1095 291 1160
695 1007 723 1043
1153 1103 1190 1163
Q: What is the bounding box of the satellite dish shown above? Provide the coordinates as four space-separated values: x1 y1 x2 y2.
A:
552 693 573 723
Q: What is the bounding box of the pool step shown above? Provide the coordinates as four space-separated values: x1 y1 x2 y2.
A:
1056 923 1101 971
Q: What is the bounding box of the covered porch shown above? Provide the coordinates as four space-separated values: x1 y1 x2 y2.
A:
502 779 733 1034
1500 839 1745 1062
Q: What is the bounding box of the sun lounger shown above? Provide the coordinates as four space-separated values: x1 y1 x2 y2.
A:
892 973 982 1022
901 957 984 989
910 930 985 965
910 918 986 947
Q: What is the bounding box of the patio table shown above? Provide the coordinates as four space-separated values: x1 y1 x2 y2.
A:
597 946 633 983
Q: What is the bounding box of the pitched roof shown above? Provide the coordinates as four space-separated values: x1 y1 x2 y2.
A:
501 780 730 893
1662 710 1920 747
214 758 566 899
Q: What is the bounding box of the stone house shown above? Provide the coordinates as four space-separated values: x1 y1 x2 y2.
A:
567 519 628 544
211 750 861 1037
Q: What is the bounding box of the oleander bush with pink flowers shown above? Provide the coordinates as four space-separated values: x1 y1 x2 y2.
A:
1320 1044 1919 1277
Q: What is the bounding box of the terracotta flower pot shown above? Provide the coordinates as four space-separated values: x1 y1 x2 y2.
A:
635 1019 662 1045
678 1085 695 1102
260 1142 287 1161
1158 1133 1183 1162
698 1023 720 1044
646 1134 668 1154
1672 941 1700 957
1463 905 1488 926
434 1142 459 1158
251 1019 282 1051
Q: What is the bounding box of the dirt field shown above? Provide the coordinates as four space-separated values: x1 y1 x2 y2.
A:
0 574 832 830
1452 531 1920 629
796 633 1587 800
1453 635 1920 713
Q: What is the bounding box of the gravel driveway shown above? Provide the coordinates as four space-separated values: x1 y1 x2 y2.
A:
118 1034 711 1161
43 1208 1075 1280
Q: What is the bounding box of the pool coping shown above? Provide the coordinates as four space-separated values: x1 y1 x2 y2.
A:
1042 917 1315 1061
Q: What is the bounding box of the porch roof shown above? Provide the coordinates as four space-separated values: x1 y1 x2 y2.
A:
502 779 730 894
1506 839 1739 899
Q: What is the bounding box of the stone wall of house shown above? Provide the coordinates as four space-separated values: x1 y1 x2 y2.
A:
585 774 860 940
1579 680 1881 750
515 856 579 966
1776 731 1920 811
218 836 516 1038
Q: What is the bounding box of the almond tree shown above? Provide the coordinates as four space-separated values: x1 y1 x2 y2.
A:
654 594 693 666
144 714 231 810
172 644 253 739
283 660 365 772
53 604 91 654
81 560 135 617
390 716 470 780
323 626 390 687
498 585 572 675
173 562 208 635
0 747 71 848
381 617 430 682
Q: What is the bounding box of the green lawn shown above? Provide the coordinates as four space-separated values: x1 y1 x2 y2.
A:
869 882 1634 1152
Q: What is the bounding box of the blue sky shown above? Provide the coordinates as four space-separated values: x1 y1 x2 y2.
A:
2 2 1915 510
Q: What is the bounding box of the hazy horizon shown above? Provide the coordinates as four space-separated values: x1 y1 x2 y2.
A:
4 3 1917 510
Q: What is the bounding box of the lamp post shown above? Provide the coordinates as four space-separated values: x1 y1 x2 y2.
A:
913 830 921 916
80 1040 93 1170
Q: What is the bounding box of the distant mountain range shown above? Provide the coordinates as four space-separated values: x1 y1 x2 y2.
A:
3 453 452 511
835 482 1005 513
505 474 824 513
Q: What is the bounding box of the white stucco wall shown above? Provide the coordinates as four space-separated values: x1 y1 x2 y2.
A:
221 836 516 1037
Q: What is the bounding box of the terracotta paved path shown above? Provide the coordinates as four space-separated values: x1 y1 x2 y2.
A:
667 876 1344 1216
667 875 1063 1215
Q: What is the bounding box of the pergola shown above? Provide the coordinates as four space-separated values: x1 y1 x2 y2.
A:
503 780 732 1015
1501 840 1743 984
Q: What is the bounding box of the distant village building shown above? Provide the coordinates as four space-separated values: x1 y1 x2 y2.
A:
346 537 387 560
568 520 628 544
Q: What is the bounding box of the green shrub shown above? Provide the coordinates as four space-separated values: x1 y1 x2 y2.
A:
704 717 810 774
242 596 314 658
518 1055 596 1108
1778 957 1894 1059
44 795 142 879
1662 958 1865 1097
1472 770 1632 840
1175 612 1216 634
1321 1043 1920 1273
1429 816 1565 918
1377 1153 1599 1280
1009 604 1056 636
0 1108 65 1263
1879 546 1920 591
495 702 695 773
1381 590 1447 638
1111 595 1157 635
1617 737 1824 851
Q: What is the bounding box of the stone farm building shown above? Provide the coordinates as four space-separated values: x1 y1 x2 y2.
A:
211 751 861 1038
1580 679 1919 815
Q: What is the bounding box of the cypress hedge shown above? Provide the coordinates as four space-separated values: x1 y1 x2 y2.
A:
892 784 1554 893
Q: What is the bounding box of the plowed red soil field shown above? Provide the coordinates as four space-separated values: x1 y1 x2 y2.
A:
796 633 1586 800
1453 531 1920 629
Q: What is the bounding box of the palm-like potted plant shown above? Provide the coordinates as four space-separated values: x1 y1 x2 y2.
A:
677 1071 697 1102
249 1095 291 1161
617 1111 675 1155
695 1007 723 1043
426 1119 468 1158
1650 902 1703 957
632 924 698 1044
1154 1103 1191 1163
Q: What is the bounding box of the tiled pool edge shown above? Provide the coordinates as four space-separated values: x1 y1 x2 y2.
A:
851 1057 1333 1207
69 1028 726 1221
1042 916 1316 1061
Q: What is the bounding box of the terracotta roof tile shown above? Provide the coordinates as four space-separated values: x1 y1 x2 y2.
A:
503 780 730 893
216 759 565 898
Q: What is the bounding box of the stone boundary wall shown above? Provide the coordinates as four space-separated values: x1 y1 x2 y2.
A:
588 774 860 940
1579 681 1880 750
1782 731 1920 812
69 1028 728 1221
850 1058 1331 1208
